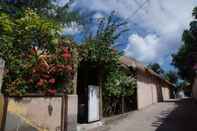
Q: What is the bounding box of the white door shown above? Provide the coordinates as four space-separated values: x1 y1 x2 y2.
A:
88 85 100 122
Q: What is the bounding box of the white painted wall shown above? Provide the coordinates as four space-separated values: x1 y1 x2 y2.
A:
136 71 170 109
162 86 170 100
137 72 159 109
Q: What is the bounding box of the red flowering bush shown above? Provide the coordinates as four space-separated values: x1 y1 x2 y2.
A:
27 46 74 95
4 44 75 96
0 9 76 96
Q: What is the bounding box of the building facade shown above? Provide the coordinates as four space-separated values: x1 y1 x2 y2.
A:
120 56 173 109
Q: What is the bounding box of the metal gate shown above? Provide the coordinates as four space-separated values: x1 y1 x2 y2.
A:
88 85 100 122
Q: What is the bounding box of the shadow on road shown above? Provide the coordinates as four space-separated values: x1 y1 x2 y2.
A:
152 98 197 131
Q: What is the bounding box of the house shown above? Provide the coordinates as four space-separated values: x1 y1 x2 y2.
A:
76 56 174 127
120 56 174 109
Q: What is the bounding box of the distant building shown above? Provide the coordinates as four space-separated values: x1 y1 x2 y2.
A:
120 56 174 109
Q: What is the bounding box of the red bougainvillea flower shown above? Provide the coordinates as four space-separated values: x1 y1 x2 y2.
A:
63 53 71 60
31 47 37 54
49 78 56 84
63 47 69 53
62 47 71 60
36 79 44 87
48 89 57 95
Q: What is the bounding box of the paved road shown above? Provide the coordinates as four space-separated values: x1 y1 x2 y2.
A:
5 112 37 131
97 98 197 131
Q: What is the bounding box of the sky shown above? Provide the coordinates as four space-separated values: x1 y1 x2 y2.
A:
64 0 197 71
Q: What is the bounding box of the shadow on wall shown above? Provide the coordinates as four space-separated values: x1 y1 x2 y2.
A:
152 98 197 131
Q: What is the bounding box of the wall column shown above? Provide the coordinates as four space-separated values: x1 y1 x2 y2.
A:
65 95 78 131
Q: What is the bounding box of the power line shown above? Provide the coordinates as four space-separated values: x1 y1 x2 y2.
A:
125 0 150 21
113 0 151 48
123 0 150 29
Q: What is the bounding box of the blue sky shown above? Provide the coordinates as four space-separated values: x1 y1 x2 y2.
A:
63 0 197 71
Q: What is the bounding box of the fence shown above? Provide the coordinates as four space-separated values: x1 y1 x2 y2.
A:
103 90 137 117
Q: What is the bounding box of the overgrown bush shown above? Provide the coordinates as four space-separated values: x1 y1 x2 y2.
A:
0 9 76 96
103 69 136 97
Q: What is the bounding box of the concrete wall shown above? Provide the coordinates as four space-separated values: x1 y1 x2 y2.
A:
136 70 166 110
192 77 197 100
137 72 151 109
65 95 78 131
0 95 78 131
4 97 63 131
162 86 170 100
137 71 162 109
156 80 163 102
152 77 158 104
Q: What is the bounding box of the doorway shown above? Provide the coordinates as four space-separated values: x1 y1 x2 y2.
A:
77 64 100 123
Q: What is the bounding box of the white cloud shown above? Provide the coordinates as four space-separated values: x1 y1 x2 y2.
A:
93 12 104 19
125 34 161 63
54 0 70 7
64 22 82 35
74 0 197 65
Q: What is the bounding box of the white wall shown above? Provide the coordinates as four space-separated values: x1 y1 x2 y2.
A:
162 86 170 100
137 72 161 109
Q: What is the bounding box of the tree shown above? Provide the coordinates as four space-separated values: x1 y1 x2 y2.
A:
164 71 178 85
0 0 80 25
147 63 164 75
172 6 197 82
0 9 76 96
177 81 189 89
192 7 197 19
79 12 128 66
78 13 135 97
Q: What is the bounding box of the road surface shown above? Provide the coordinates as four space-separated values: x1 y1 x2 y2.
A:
95 98 197 131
